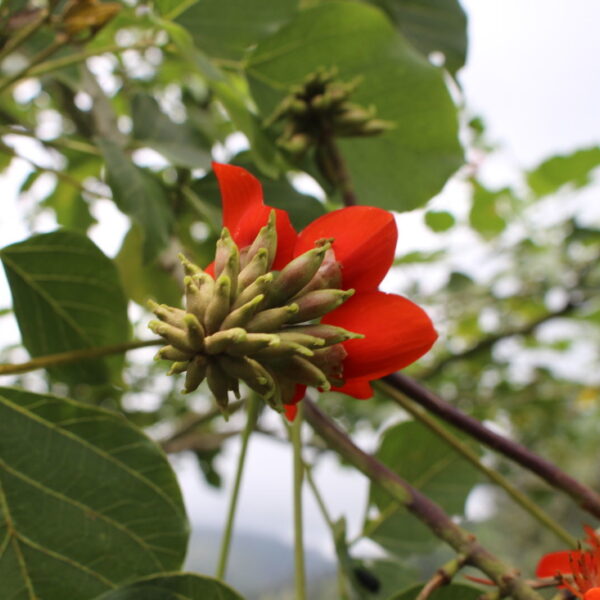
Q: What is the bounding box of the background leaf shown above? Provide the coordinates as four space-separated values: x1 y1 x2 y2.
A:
93 572 244 600
174 0 299 60
0 230 129 384
425 210 456 232
98 139 173 263
365 0 468 77
366 421 482 556
526 146 600 197
246 1 463 211
0 388 189 600
131 93 212 169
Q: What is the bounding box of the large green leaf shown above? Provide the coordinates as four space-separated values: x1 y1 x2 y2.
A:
0 388 189 600
93 573 244 600
366 421 481 557
98 139 173 263
131 93 212 169
246 1 462 212
526 146 600 197
390 583 482 600
173 0 298 60
0 230 129 384
365 0 468 76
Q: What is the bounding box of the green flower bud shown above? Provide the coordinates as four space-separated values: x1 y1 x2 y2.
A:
218 355 276 400
149 320 195 353
183 313 205 351
243 211 277 270
206 359 232 415
246 304 299 333
225 333 280 356
289 289 354 323
215 228 240 301
221 294 265 330
155 345 193 362
204 274 231 334
233 273 273 311
184 355 208 393
273 355 330 390
184 273 214 323
238 248 269 293
204 328 247 355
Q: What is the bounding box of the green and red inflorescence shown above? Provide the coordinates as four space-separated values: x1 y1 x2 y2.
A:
149 212 362 416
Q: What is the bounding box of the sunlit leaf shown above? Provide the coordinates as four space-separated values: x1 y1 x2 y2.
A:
425 210 455 232
0 230 129 384
174 0 298 60
0 387 189 600
469 182 507 239
527 146 600 197
246 1 462 212
365 0 468 76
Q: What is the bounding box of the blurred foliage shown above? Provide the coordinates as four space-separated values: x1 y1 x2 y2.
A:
1 0 600 598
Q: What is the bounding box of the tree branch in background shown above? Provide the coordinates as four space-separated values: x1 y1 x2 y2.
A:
303 397 544 600
383 372 600 520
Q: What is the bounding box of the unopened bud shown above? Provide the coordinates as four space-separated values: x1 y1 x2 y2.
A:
155 345 193 362
183 313 205 351
274 355 330 390
225 333 280 356
275 330 326 349
149 320 195 353
218 355 276 399
253 341 314 360
168 360 190 375
204 275 231 334
243 211 277 270
148 300 186 328
267 244 329 307
185 273 214 322
289 289 354 323
215 228 240 301
292 247 341 296
233 273 273 311
184 355 208 393
246 304 299 333
179 253 203 276
206 360 231 415
204 328 247 355
238 248 269 293
221 294 265 330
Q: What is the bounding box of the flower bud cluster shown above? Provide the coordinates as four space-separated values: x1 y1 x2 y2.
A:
267 67 394 157
149 212 362 415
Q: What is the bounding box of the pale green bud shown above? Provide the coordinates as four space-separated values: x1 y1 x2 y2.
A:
288 289 354 323
204 274 231 334
246 304 299 333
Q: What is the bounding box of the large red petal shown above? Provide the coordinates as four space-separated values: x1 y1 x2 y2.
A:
585 588 600 600
332 378 373 399
294 206 397 290
536 551 577 589
323 291 437 380
213 163 297 269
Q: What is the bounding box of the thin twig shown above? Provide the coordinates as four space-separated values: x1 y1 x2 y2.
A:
416 554 468 600
383 372 600 520
0 339 162 375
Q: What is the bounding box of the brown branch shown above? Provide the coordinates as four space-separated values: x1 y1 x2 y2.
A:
383 372 600 520
303 398 544 600
416 554 468 600
420 300 580 380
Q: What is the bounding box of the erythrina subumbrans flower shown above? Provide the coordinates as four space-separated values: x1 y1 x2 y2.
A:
149 163 437 419
536 526 600 600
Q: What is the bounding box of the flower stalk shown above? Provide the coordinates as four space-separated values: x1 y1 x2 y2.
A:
291 402 307 600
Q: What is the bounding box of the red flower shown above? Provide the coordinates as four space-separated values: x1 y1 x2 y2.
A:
536 526 600 599
212 162 437 418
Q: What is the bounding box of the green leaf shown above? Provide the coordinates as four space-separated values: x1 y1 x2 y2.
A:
246 1 462 212
469 182 507 239
0 387 189 600
365 0 468 76
174 0 299 60
0 230 129 384
131 93 211 169
366 421 481 556
93 572 244 600
527 146 600 197
425 210 455 232
390 583 482 600
394 250 445 265
114 225 182 307
98 139 173 263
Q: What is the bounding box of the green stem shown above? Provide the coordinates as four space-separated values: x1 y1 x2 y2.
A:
26 39 156 79
291 403 307 600
303 398 544 600
375 381 577 549
215 395 259 580
0 37 67 93
0 9 50 63
0 339 161 375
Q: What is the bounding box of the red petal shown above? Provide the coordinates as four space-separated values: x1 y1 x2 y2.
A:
536 551 578 587
213 162 263 232
585 588 600 600
213 162 297 269
332 378 373 399
294 206 397 290
323 291 437 380
283 385 306 421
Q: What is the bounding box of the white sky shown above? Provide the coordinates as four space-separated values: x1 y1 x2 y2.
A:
1 0 600 566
